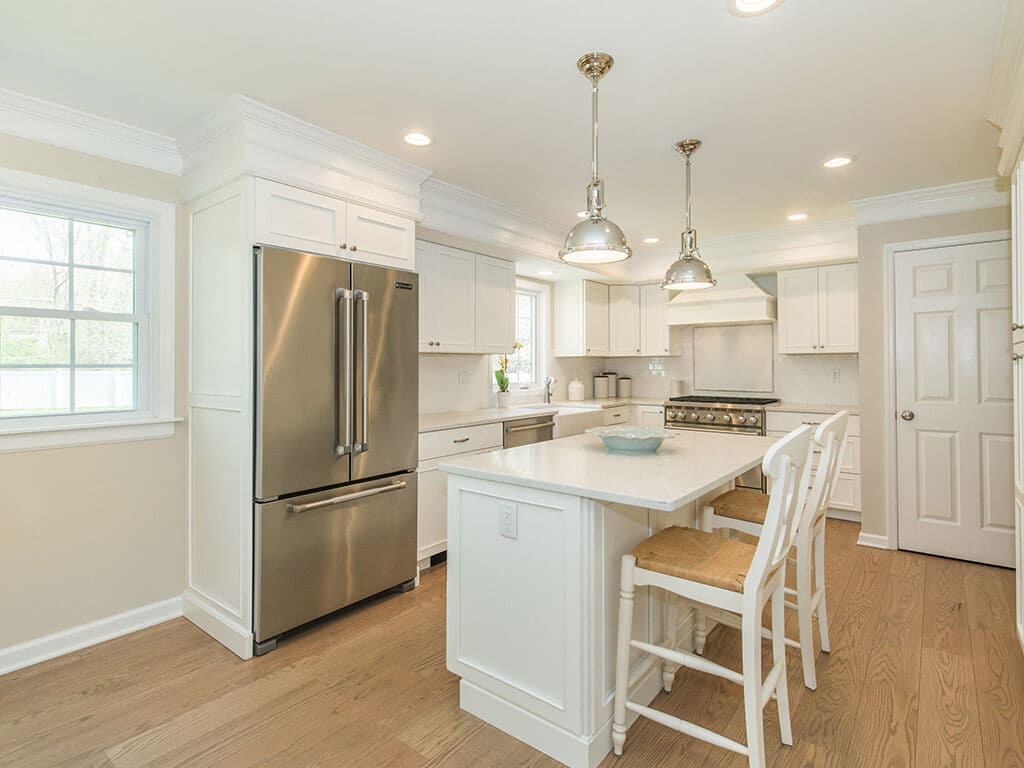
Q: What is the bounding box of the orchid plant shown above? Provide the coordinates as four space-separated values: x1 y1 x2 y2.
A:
494 340 524 392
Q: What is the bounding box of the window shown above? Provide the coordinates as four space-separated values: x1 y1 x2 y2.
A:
0 206 142 418
0 167 176 452
494 284 545 389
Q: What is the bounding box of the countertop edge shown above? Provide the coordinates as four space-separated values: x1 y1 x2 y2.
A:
418 407 560 434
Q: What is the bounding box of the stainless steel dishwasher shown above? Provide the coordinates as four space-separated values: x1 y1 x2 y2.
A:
503 415 555 448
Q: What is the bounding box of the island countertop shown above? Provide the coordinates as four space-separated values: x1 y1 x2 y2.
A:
440 431 775 512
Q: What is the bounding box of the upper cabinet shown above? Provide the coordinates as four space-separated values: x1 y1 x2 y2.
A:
253 179 415 270
777 263 858 354
417 241 515 355
609 285 641 355
555 280 609 356
640 283 670 355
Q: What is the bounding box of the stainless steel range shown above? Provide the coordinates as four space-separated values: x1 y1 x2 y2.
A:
664 395 780 490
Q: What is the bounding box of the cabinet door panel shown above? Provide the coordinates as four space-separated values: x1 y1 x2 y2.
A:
817 263 858 353
418 243 475 353
475 254 516 353
416 461 446 560
608 285 641 356
584 281 610 355
777 267 819 354
638 406 665 428
640 283 669 355
346 203 414 270
254 179 346 257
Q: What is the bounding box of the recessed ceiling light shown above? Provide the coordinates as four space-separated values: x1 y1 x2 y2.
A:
537 269 554 276
824 155 854 169
403 131 432 147
727 0 783 16
787 213 808 221
643 237 661 245
576 211 588 219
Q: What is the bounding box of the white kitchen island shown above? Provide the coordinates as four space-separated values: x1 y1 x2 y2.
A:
440 430 775 768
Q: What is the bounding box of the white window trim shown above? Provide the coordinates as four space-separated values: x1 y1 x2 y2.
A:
502 278 550 398
0 167 179 452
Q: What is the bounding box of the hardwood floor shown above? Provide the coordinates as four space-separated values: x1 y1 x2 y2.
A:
2 520 1022 768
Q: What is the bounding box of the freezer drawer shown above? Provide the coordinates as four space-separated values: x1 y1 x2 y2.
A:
254 473 417 643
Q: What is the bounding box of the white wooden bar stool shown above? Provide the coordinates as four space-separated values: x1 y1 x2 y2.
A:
697 410 850 691
611 425 815 768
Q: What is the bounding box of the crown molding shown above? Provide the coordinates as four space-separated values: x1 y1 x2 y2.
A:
179 95 431 218
849 178 1010 225
987 0 1024 175
0 88 181 175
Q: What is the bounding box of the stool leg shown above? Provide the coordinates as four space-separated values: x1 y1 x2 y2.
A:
693 505 715 655
796 537 817 691
742 604 766 768
771 584 793 746
612 555 636 756
815 526 831 654
662 595 679 692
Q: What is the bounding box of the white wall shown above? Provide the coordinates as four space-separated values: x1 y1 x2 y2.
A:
0 133 186 653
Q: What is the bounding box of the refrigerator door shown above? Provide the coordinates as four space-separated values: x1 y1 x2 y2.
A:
352 263 419 481
255 246 353 500
254 472 417 642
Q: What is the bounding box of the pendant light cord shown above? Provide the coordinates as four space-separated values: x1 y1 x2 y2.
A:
685 154 692 231
591 81 599 183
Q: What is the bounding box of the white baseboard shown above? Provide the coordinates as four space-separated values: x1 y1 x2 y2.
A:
182 589 252 660
826 508 862 523
0 596 182 676
856 532 894 550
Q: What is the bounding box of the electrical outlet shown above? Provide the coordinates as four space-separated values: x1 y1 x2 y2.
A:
830 368 841 384
500 502 518 540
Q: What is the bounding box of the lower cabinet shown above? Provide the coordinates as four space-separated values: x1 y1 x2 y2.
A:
632 404 665 427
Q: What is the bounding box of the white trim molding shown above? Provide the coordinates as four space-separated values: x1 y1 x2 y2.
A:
849 178 1010 226
856 532 894 550
987 0 1024 176
0 596 183 676
0 87 181 175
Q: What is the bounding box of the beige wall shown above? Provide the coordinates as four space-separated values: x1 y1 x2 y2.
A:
0 134 187 648
857 206 1011 538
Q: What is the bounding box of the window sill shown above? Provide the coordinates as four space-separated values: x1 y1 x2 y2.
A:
0 415 183 454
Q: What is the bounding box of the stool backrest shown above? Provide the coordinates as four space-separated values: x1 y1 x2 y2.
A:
746 425 814 597
803 410 851 533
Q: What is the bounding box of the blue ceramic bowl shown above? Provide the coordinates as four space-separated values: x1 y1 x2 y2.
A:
585 425 676 454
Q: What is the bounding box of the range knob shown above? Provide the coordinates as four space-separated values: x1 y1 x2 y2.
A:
688 412 699 421
747 414 759 426
703 413 715 422
719 414 731 423
736 415 747 424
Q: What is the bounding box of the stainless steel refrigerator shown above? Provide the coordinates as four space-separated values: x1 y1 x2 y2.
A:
252 245 418 655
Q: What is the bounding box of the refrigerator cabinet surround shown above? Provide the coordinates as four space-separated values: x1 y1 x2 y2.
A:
254 473 418 644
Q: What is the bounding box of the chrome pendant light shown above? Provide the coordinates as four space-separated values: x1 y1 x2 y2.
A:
560 52 632 264
662 139 716 290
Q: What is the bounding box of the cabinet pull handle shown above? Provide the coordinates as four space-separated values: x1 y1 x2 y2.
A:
287 480 407 514
1013 323 1023 331
453 437 470 444
350 245 358 252
1014 352 1023 362
339 242 347 250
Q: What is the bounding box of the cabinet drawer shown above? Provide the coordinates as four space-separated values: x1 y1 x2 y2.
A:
765 411 860 437
604 407 629 425
418 423 503 460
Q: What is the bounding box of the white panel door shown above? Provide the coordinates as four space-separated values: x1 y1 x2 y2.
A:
475 254 516 353
640 283 670 355
584 281 609 355
817 263 859 353
895 239 1014 566
608 285 641 356
777 267 819 353
418 243 476 353
345 203 414 270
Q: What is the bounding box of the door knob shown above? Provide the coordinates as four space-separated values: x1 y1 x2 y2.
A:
900 410 915 421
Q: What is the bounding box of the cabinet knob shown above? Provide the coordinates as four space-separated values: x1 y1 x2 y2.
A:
339 242 347 250
350 245 358 252
1014 352 1023 362
1013 323 1024 331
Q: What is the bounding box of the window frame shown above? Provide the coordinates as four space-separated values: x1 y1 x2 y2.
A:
0 168 178 452
494 278 549 394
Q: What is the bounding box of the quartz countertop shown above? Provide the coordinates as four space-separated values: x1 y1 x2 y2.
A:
440 431 774 511
418 406 559 434
548 397 668 409
764 402 860 416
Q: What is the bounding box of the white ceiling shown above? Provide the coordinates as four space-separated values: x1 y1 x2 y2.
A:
0 0 1007 257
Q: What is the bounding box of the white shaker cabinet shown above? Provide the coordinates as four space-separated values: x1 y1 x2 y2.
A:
609 285 641 355
777 263 858 354
345 202 415 270
418 242 476 353
640 283 670 355
555 279 609 356
633 405 665 427
474 254 516 353
1012 165 1024 652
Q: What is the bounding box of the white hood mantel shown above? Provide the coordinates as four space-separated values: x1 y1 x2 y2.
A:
665 272 776 326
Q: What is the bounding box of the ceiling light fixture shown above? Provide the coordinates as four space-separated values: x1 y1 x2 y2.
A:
403 131 432 147
537 269 555 276
643 237 661 245
560 52 632 265
824 155 854 169
727 0 783 16
662 140 716 291
787 212 808 221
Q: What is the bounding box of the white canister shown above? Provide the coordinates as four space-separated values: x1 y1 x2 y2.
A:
602 372 617 396
567 375 585 401
617 377 632 398
670 379 686 397
593 375 609 399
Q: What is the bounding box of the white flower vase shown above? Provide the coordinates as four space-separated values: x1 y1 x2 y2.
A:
496 391 512 409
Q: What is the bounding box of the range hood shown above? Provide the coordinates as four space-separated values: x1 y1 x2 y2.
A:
665 272 776 326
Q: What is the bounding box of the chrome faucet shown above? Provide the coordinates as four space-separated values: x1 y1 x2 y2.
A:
543 376 556 403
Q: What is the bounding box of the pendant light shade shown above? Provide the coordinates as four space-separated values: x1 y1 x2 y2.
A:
662 140 716 291
560 53 632 265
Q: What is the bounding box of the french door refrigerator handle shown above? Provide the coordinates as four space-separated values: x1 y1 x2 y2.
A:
286 480 407 514
335 288 354 456
354 289 370 454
